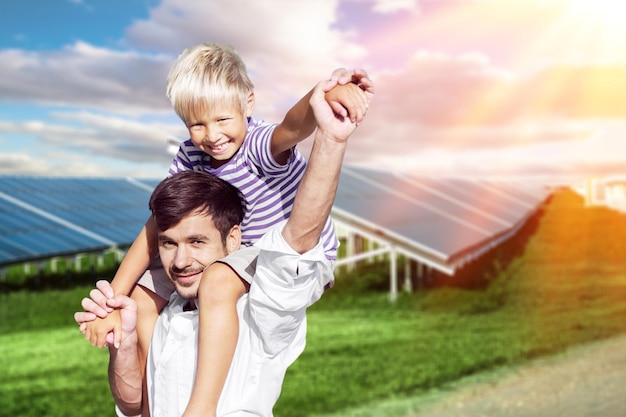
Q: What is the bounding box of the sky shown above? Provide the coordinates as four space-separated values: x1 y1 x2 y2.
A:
2 0 626 183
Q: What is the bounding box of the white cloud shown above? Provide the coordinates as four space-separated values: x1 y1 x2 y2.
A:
0 150 104 177
371 0 419 13
122 0 367 119
2 0 626 180
0 153 47 175
0 0 373 178
0 42 172 115
0 112 181 165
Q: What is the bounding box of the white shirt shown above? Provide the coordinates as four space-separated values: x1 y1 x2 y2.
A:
118 221 334 417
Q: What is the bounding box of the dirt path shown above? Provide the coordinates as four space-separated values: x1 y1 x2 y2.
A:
407 333 626 417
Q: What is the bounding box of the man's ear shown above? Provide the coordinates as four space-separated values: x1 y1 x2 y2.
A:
245 91 255 118
226 225 242 254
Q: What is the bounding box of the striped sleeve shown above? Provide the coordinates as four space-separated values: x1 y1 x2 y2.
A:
168 139 207 175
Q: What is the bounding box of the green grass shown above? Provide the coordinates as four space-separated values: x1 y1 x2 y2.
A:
0 286 89 334
0 328 111 416
2 189 626 417
0 287 114 416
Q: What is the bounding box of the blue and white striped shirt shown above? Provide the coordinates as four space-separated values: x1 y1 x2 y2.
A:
168 117 338 260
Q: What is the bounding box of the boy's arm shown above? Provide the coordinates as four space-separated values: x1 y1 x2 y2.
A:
111 217 159 295
77 217 159 348
270 68 373 164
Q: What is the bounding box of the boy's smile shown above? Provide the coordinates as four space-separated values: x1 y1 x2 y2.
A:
206 138 236 157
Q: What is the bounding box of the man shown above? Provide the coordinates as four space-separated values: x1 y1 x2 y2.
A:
76 74 371 417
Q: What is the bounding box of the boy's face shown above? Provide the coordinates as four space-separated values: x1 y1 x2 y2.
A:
186 94 254 168
157 210 236 300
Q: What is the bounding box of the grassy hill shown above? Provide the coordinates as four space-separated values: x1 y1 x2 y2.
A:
2 188 626 417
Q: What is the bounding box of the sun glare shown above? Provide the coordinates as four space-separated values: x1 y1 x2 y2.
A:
566 0 626 30
541 0 626 63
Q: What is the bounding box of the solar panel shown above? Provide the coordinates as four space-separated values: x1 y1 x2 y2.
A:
0 176 155 264
0 169 551 273
333 167 550 273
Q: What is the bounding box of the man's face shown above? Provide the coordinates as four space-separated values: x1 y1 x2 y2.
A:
157 210 229 299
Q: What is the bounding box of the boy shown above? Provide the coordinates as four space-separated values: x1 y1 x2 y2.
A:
78 42 373 417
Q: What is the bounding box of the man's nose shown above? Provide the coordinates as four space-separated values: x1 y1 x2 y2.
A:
173 246 191 269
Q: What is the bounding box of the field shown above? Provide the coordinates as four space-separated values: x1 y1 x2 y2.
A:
2 189 626 417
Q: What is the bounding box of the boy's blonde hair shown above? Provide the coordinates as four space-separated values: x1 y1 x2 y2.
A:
166 42 254 123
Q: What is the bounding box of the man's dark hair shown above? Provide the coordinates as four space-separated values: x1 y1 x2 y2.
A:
149 171 244 243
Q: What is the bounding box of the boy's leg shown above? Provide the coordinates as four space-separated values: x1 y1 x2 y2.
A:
183 254 252 417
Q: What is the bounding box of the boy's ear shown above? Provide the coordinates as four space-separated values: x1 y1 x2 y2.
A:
226 225 242 254
245 92 255 118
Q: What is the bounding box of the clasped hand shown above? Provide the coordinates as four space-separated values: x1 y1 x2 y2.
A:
74 280 137 349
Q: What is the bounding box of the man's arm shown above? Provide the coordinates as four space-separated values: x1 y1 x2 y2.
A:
247 75 371 357
105 291 144 416
281 77 369 252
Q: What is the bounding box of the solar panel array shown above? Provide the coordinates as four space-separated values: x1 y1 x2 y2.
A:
333 167 551 274
0 176 161 265
0 169 550 272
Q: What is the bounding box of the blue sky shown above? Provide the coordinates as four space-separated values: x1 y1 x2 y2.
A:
2 0 626 182
1 0 153 50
